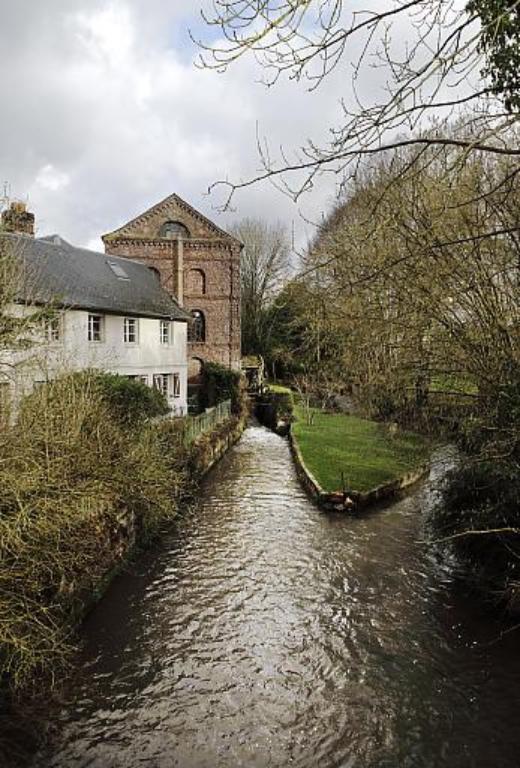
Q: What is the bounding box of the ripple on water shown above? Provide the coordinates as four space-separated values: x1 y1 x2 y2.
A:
34 426 520 768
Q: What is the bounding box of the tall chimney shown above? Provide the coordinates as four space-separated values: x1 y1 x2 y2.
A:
1 201 35 236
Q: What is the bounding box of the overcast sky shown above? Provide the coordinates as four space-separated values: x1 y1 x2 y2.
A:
0 0 361 252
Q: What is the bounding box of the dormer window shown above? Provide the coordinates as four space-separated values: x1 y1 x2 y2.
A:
159 221 190 240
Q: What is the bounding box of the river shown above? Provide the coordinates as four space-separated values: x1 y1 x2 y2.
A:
34 424 520 768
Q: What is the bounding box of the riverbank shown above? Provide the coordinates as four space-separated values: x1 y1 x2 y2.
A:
0 371 247 732
291 405 431 510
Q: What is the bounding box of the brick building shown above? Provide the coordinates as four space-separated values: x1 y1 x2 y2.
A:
102 194 242 382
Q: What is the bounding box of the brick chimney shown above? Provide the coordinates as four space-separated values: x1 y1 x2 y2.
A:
1 201 35 236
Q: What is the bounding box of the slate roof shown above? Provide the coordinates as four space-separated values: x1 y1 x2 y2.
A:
2 233 190 321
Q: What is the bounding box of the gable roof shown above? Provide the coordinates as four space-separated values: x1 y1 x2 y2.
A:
2 233 190 321
102 192 242 245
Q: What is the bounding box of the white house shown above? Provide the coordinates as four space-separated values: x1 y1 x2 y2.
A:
0 231 190 415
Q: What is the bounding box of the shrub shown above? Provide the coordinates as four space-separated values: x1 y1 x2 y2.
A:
199 362 243 413
0 371 186 695
95 372 170 425
429 459 520 600
20 371 169 428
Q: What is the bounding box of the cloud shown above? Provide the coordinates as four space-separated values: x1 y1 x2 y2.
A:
0 0 397 251
34 165 70 193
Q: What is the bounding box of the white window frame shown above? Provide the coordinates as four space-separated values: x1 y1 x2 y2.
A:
160 320 171 345
88 314 104 342
172 373 181 398
124 317 139 345
45 315 62 343
153 373 170 398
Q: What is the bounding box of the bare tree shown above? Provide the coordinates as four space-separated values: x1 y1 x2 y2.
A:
195 1 520 206
303 143 520 426
230 218 291 354
0 234 54 412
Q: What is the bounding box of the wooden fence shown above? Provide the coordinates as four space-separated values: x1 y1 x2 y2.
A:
181 399 232 445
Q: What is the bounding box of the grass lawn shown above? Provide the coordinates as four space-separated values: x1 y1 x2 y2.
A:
267 382 294 395
292 406 431 493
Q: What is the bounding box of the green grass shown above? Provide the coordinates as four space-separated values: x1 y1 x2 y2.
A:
267 382 294 395
292 406 431 493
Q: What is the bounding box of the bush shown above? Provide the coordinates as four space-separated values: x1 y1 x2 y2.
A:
429 458 520 606
0 372 186 695
95 372 170 425
199 362 243 413
21 371 169 428
427 364 520 608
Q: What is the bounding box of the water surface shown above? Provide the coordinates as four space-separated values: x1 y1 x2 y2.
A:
35 425 520 768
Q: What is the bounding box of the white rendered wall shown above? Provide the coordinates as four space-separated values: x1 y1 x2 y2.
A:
1 306 189 416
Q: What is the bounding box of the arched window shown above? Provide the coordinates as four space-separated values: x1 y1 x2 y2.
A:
188 310 206 343
159 221 190 239
187 268 206 296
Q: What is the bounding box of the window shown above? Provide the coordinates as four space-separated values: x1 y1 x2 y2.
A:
88 314 103 342
153 373 170 398
173 373 181 398
124 317 139 344
127 375 149 386
159 221 190 239
160 320 171 345
45 315 61 342
107 261 130 280
188 310 206 343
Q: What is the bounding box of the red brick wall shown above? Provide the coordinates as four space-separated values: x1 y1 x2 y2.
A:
104 238 241 372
